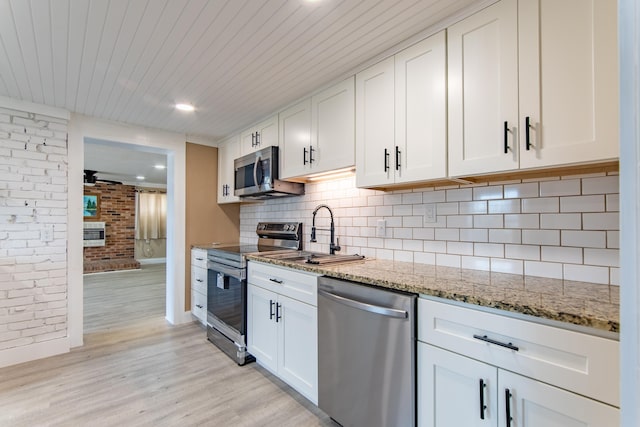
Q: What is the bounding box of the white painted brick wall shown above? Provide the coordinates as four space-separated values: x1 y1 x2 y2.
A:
240 172 620 285
0 107 68 351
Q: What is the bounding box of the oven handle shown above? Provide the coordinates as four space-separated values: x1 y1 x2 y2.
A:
207 262 245 281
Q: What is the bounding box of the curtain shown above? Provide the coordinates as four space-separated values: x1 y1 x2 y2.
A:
135 192 167 240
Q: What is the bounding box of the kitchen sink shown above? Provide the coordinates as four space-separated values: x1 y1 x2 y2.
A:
260 250 365 265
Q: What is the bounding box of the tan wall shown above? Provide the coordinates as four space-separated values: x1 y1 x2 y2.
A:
185 142 240 310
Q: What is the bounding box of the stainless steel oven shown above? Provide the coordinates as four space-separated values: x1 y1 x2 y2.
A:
206 222 303 365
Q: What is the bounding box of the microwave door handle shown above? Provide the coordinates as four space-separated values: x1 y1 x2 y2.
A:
253 156 262 190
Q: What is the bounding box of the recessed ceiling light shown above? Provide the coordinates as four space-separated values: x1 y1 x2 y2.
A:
154 164 166 169
175 103 195 112
136 175 145 180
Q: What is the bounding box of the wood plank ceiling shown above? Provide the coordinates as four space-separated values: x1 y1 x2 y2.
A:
0 0 480 140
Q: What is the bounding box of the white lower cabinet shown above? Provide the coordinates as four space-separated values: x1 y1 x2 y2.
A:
419 343 618 427
190 248 208 325
418 298 619 427
247 262 319 404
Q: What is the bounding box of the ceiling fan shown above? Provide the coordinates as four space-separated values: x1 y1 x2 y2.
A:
83 170 123 186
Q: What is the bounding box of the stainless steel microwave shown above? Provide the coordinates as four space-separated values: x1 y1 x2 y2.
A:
234 146 304 199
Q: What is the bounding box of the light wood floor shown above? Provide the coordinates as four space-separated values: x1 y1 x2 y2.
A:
0 264 334 426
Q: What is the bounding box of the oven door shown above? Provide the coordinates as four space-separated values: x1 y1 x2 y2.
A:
207 262 246 336
234 147 275 197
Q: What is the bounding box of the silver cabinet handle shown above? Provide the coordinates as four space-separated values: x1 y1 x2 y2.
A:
318 289 407 319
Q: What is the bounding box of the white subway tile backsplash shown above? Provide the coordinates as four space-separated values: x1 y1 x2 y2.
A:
522 230 560 246
504 182 538 199
582 176 619 195
447 241 474 256
540 213 582 230
423 190 446 203
539 179 581 197
437 253 461 268
474 243 504 258
474 215 503 229
489 229 521 244
473 186 503 200
435 228 460 241
446 188 472 202
541 246 583 264
491 258 524 275
562 231 606 248
504 214 539 229
447 215 473 228
424 240 447 253
583 213 619 230
402 192 422 204
460 228 488 242
505 244 540 260
413 228 435 240
522 197 559 213
606 194 619 212
462 256 490 271
241 172 619 285
488 199 520 214
563 264 609 284
459 201 487 214
584 248 619 267
525 261 563 279
415 251 436 265
560 195 605 213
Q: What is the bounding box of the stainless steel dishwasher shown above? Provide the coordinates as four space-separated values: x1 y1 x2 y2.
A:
318 276 416 427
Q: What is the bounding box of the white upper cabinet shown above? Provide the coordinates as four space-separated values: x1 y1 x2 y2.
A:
449 0 618 177
518 0 618 168
310 77 355 175
279 98 312 179
240 114 278 155
217 134 240 204
280 77 355 180
447 0 519 177
355 56 395 188
395 31 447 183
356 31 447 188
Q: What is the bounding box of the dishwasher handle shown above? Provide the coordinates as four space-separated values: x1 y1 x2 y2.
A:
319 289 408 319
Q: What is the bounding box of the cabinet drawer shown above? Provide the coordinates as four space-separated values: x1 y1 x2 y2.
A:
191 290 207 324
248 261 320 306
418 298 619 407
191 266 207 294
191 248 208 269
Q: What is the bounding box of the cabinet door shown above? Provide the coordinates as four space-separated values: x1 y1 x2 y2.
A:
355 56 395 187
498 370 619 427
279 98 312 179
247 284 278 372
240 115 279 155
277 294 318 404
448 0 519 177
518 0 618 168
311 76 355 175
419 343 497 427
395 31 447 184
217 135 240 204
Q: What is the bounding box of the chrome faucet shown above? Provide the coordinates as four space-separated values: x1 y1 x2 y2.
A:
310 204 341 255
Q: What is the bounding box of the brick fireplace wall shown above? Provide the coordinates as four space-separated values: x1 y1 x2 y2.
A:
83 183 139 273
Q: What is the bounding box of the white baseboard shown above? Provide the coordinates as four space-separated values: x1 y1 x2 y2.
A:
168 311 197 325
137 257 167 265
0 337 70 368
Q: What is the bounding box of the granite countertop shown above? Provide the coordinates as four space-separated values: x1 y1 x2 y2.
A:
246 254 619 334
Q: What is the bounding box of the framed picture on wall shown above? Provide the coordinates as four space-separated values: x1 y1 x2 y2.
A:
83 194 100 218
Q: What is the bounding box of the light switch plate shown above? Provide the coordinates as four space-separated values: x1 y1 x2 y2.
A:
424 203 437 224
376 219 387 238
